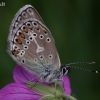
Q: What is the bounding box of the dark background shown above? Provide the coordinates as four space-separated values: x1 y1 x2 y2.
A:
0 0 100 100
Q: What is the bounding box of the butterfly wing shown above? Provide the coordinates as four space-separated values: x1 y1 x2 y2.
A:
8 5 61 75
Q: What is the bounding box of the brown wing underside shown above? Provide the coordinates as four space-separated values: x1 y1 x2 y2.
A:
8 5 61 74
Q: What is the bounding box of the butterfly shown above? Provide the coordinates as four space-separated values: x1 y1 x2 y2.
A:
7 5 98 83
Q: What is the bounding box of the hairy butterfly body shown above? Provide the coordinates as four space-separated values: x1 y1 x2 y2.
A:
8 5 63 83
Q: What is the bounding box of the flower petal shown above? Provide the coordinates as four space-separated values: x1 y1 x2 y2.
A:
63 76 71 95
13 65 39 83
13 65 50 86
0 83 42 100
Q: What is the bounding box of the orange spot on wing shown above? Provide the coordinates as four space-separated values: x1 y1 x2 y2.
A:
43 28 47 33
35 26 39 30
21 33 25 38
41 26 47 34
12 50 19 55
18 33 25 39
15 38 22 44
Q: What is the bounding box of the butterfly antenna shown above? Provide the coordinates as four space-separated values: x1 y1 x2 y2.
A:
66 61 95 66
64 63 98 73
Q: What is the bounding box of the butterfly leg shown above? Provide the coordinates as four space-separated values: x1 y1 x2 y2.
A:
51 82 57 96
58 79 64 89
20 74 38 84
32 74 44 86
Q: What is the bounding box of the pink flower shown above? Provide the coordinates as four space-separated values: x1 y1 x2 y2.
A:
0 65 72 100
0 83 42 100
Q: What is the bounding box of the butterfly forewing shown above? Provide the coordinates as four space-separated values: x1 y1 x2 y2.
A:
8 5 61 75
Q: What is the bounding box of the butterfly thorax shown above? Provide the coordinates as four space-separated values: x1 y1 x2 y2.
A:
42 65 70 83
40 68 63 83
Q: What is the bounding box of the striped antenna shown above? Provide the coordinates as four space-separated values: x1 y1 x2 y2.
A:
63 62 98 73
66 65 98 73
66 61 95 66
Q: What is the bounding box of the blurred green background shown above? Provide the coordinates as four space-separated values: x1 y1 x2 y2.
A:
0 0 100 100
